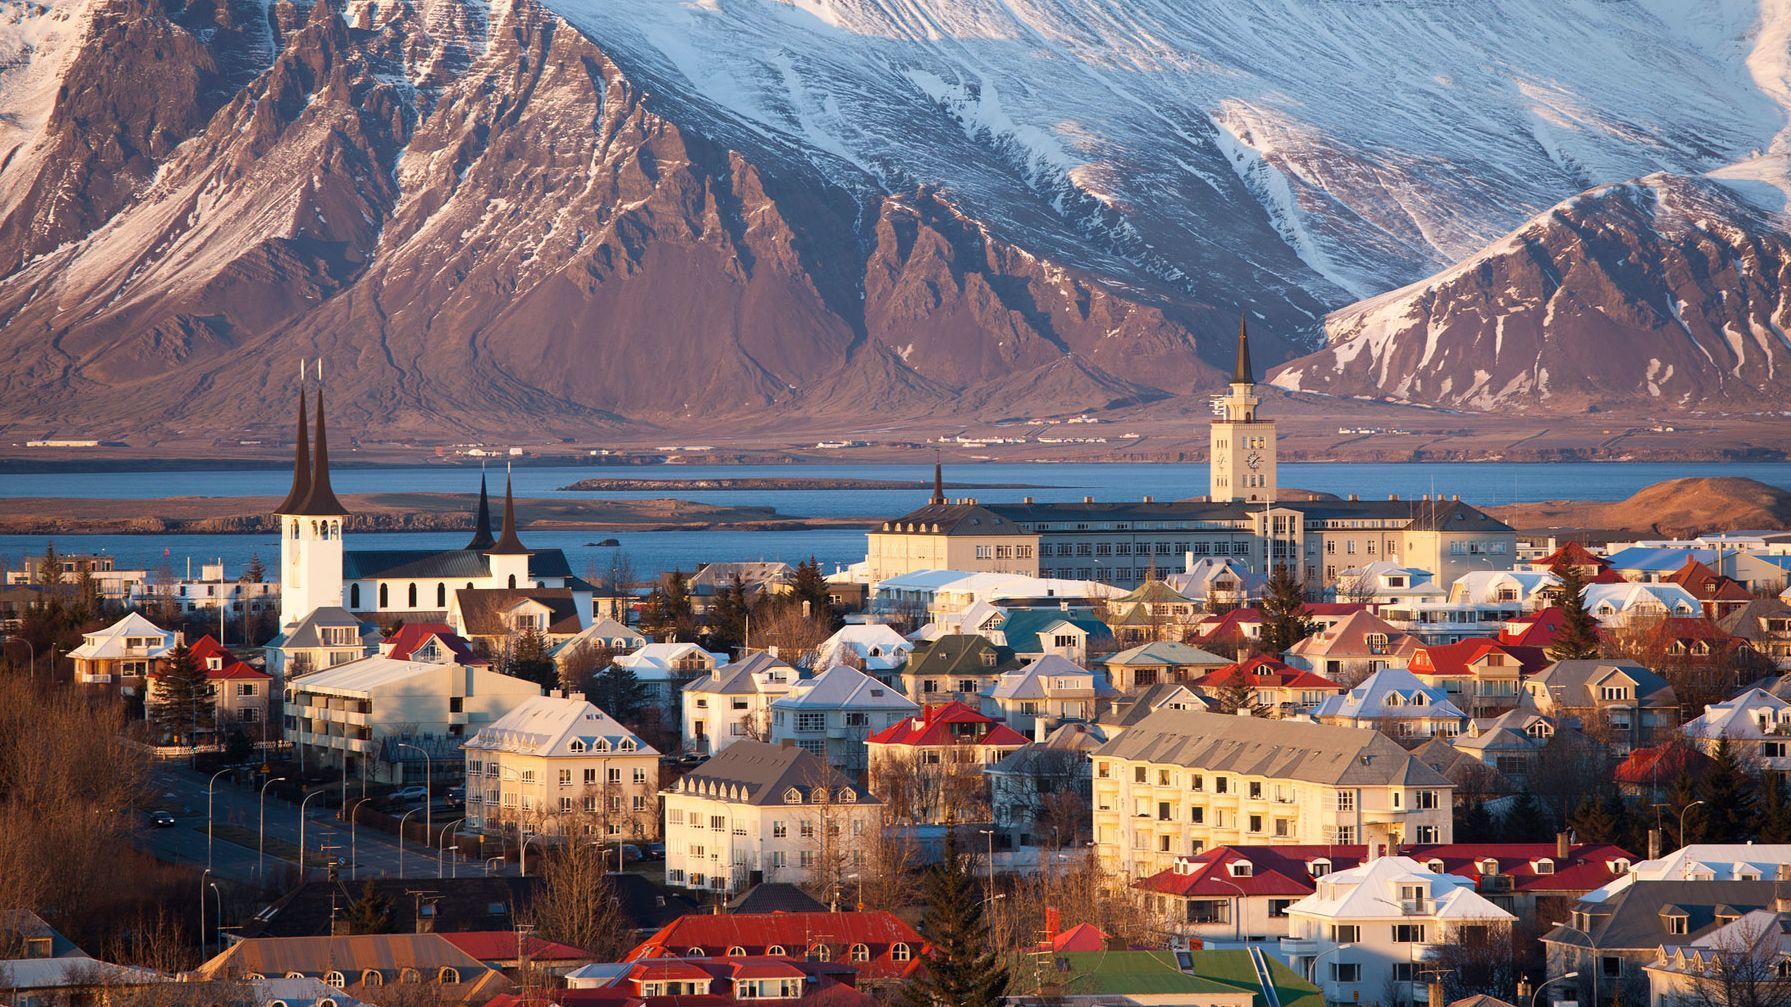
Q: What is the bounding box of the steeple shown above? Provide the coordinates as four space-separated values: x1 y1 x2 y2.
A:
930 457 946 506
465 470 495 551
274 377 311 515
296 384 347 515
485 469 531 556
1233 314 1255 386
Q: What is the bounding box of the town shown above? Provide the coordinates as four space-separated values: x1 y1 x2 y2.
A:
1 330 1788 1007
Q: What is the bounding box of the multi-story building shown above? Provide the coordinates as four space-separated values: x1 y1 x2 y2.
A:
1311 666 1468 741
67 612 176 691
1185 657 1346 718
282 655 541 782
461 694 659 841
985 655 1118 735
1091 709 1453 879
1102 642 1231 693
1523 659 1678 753
662 740 882 896
1282 610 1421 686
1681 688 1791 778
901 634 1020 705
1281 857 1515 1006
865 700 1029 824
682 652 797 757
617 643 728 708
768 665 918 777
267 606 380 682
145 634 272 738
865 329 1516 590
1407 638 1548 718
133 561 279 620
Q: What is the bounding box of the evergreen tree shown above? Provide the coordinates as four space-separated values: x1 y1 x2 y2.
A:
243 553 266 584
707 575 751 653
1499 791 1546 842
150 643 215 746
589 663 650 725
1666 770 1706 848
1548 564 1600 661
1701 736 1756 843
1258 564 1313 655
1757 774 1791 843
506 626 556 690
640 572 696 642
792 558 837 629
901 830 1009 1007
344 881 395 934
1456 801 1496 842
1568 795 1616 843
1214 667 1268 717
36 542 62 590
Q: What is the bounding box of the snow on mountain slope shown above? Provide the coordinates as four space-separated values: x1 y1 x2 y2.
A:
542 0 1787 307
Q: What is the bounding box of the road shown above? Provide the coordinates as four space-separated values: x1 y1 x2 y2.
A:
134 764 509 886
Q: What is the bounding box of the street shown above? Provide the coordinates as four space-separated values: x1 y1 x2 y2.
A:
134 763 511 886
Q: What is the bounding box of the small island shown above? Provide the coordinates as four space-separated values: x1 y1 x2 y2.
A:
557 477 1046 492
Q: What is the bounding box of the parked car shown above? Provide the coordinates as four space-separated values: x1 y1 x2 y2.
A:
642 842 666 861
445 786 465 807
389 786 429 802
149 810 176 828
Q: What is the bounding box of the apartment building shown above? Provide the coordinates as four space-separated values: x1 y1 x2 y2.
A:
1090 709 1453 879
768 665 919 777
682 652 797 757
462 694 660 841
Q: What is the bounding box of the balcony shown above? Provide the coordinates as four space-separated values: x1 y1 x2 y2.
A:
1280 935 1319 956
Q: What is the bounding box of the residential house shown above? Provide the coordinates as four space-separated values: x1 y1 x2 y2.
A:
769 665 919 776
1407 638 1549 718
553 956 870 1007
1448 570 1562 609
1283 610 1421 686
146 633 272 737
1101 641 1232 692
1189 603 1369 654
1612 742 1714 804
988 722 1105 847
815 624 913 679
267 606 381 682
1497 608 1569 650
283 655 541 782
622 910 927 986
1166 557 1263 609
1717 598 1791 669
67 611 176 690
1680 688 1791 779
900 634 1020 705
661 740 883 895
1644 905 1791 1007
1524 660 1678 752
139 560 280 620
1604 547 1720 584
1433 709 1567 789
1665 560 1755 622
617 643 729 708
1281 856 1516 1006
1530 541 1614 580
688 561 794 615
549 618 648 667
1582 583 1701 626
1103 580 1202 645
1187 656 1347 718
462 694 660 841
194 933 513 1005
1311 666 1468 741
1331 562 1446 607
986 655 1118 736
1090 709 1453 878
381 623 482 665
440 932 596 977
682 652 797 756
451 587 589 656
992 609 1114 664
0 909 165 1007
865 700 1030 824
1095 683 1209 740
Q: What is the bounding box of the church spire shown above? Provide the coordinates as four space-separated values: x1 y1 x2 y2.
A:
465 469 495 551
296 380 347 515
930 455 945 506
486 468 530 556
1233 314 1255 385
274 368 311 515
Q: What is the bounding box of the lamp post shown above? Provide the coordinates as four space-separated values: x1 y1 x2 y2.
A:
1207 873 1248 945
199 868 211 962
208 881 222 958
206 767 232 872
1678 800 1705 850
439 818 466 879
1551 921 1599 1007
1306 942 1354 986
349 799 367 881
3 636 33 680
297 789 326 880
397 808 421 877
1532 971 1580 1007
397 742 432 848
446 846 460 878
520 830 541 877
257 776 287 883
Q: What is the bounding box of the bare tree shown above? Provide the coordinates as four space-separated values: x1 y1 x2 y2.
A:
870 748 990 826
557 641 615 696
1680 918 1791 1007
753 603 833 669
1434 922 1522 1004
525 846 632 962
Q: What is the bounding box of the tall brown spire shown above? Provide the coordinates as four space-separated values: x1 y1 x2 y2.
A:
1233 314 1255 385
930 456 946 506
465 470 495 550
296 384 347 515
274 380 311 515
485 470 530 555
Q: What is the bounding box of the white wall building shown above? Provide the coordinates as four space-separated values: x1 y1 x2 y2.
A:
462 695 660 841
682 652 797 757
769 665 919 777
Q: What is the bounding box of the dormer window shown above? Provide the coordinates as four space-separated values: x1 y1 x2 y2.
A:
1533 859 1555 875
1308 859 1331 878
569 740 587 754
1229 861 1253 878
784 788 802 804
1426 859 1446 874
1607 859 1630 875
620 739 637 752
1663 909 1690 935
812 788 829 803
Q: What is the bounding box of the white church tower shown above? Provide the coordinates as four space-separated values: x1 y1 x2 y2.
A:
1209 317 1277 503
276 371 349 629
484 467 533 589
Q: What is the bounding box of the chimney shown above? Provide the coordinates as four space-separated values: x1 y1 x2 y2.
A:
1557 832 1571 860
1428 978 1445 1007
1648 828 1662 861
1034 719 1047 743
1389 494 1398 501
1023 496 1034 504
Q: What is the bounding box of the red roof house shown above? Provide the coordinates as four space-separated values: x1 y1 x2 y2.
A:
441 931 594 969
864 700 1030 749
624 912 927 984
1531 542 1612 577
382 622 481 664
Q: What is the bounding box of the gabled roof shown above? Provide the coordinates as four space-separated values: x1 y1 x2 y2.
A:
816 624 912 671
905 634 1020 679
1103 641 1231 668
1097 683 1209 729
626 912 925 982
67 612 174 660
995 609 1112 655
618 643 727 677
673 741 879 807
684 652 797 696
1285 609 1420 660
1666 560 1753 603
1683 688 1791 742
865 700 1031 748
1092 708 1452 788
279 607 381 650
1314 666 1467 722
1535 541 1611 571
1533 660 1676 708
1497 607 1568 648
1603 546 1718 572
1192 656 1346 692
1288 856 1515 923
454 588 584 636
441 931 593 963
180 634 270 681
774 665 918 712
196 933 502 995
1410 638 1548 678
875 502 1031 536
988 654 1118 701
1114 580 1196 606
1550 880 1780 951
727 882 828 915
1613 743 1714 785
383 623 477 664
464 695 657 758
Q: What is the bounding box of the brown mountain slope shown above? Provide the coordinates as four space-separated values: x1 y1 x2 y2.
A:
1491 477 1791 535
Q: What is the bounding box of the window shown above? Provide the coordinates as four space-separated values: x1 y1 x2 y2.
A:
1392 924 1425 943
797 712 826 732
767 945 787 956
807 944 831 962
1332 925 1360 943
728 946 747 957
324 971 345 988
1336 791 1355 811
362 971 383 987
1268 899 1295 918
570 740 586 753
1332 963 1361 983
560 769 572 787
892 943 911 962
439 968 460 984
850 944 870 962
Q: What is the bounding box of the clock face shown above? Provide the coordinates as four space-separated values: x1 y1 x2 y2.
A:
1246 452 1263 470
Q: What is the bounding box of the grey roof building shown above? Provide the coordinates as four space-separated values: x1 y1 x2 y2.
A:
673 739 878 808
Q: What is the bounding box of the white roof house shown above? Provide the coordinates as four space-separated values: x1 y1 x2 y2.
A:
1579 844 1791 902
873 569 1123 620
815 623 914 673
67 612 176 661
774 664 919 715
1682 688 1791 744
1166 558 1264 607
463 694 657 758
1582 582 1701 625
769 664 919 775
1333 562 1445 606
1447 570 1560 607
549 617 646 660
987 655 1115 703
1311 666 1467 739
1288 856 1517 922
617 642 727 677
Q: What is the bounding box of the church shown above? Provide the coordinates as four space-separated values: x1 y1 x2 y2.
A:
266 379 592 679
866 321 1517 591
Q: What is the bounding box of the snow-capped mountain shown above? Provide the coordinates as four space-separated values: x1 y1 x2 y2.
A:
0 0 1787 440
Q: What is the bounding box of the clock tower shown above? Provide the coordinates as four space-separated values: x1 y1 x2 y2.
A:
1209 316 1277 503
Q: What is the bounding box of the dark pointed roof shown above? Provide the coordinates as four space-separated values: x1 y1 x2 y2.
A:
930 461 945 506
485 473 530 556
274 386 311 515
465 472 495 551
295 387 348 516
1233 315 1254 385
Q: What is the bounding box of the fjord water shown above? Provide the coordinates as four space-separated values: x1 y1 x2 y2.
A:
2 461 1788 580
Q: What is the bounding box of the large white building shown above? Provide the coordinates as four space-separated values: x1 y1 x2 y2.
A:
682 652 797 757
768 665 920 776
662 740 882 896
462 695 660 841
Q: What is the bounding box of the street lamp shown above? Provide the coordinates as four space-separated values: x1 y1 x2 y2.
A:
520 830 542 877
397 808 421 877
298 789 327 880
2 636 34 680
1678 800 1705 850
349 799 367 881
1551 921 1599 1007
208 881 222 959
1306 943 1354 985
199 868 211 961
397 742 432 850
1532 971 1580 1007
439 818 467 879
1206 873 1248 945
206 767 232 872
258 776 287 883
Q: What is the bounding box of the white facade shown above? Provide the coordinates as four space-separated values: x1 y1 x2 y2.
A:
617 643 728 708
682 653 797 757
1209 325 1276 504
1681 688 1791 775
462 695 660 840
768 665 919 776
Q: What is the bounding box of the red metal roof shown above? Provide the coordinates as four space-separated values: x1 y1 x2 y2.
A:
384 622 479 663
441 931 592 962
1535 542 1611 570
1613 742 1714 785
1497 608 1567 648
1191 657 1343 692
150 634 270 682
1050 923 1108 952
1409 638 1548 678
864 700 1031 748
1134 842 1637 899
626 912 927 982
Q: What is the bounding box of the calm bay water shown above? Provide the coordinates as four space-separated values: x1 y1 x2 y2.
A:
3 461 1787 579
